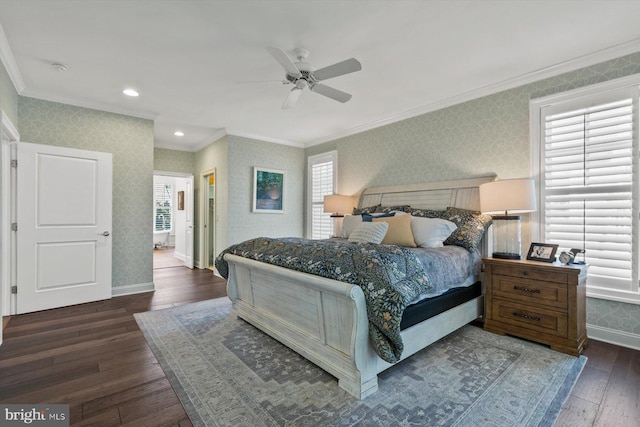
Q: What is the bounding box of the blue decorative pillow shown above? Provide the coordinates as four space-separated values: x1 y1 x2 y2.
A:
362 212 396 222
378 205 412 213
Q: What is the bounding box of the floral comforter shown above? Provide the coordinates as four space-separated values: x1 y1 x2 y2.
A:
215 237 432 363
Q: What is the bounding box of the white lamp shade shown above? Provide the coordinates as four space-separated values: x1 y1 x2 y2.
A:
323 194 356 215
479 178 537 215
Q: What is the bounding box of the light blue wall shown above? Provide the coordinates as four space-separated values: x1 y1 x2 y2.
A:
306 51 640 339
19 97 155 292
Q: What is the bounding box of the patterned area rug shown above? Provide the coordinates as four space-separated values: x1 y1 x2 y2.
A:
134 298 586 427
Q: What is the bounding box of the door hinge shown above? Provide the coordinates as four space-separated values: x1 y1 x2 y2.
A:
11 286 17 294
11 223 17 231
10 159 17 168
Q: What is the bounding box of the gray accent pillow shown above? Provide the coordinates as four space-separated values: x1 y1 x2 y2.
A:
348 222 389 244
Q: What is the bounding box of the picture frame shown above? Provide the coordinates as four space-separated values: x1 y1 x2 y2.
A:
252 167 284 213
177 191 184 211
526 242 559 263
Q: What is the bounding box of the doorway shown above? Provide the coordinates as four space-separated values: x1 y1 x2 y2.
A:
200 170 216 271
153 172 194 270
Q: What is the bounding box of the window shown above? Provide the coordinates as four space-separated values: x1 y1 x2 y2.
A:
154 180 173 232
531 75 640 304
307 151 337 239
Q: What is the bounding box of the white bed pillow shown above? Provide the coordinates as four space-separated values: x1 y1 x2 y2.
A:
410 217 457 248
341 214 363 238
348 222 389 244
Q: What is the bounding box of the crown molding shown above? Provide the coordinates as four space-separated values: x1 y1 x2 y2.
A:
20 89 158 121
190 128 229 152
225 129 304 148
0 24 25 93
304 38 640 147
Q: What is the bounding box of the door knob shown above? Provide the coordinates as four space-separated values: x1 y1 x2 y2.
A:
99 231 110 236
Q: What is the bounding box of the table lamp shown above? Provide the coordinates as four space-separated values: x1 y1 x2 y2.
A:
479 178 537 259
323 194 356 237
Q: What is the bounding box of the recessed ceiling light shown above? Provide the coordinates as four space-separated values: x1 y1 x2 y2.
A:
174 131 185 137
122 88 139 97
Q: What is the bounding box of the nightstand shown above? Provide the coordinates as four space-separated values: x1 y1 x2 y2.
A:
483 258 588 356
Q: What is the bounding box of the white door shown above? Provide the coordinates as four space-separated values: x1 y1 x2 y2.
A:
184 176 194 269
16 142 112 314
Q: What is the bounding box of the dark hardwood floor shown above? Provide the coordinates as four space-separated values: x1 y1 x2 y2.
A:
1 262 638 426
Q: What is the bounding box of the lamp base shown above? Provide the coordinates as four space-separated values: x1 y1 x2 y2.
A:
492 251 521 260
491 215 522 260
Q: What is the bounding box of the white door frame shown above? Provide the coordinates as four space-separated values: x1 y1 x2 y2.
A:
153 170 194 268
1 112 19 338
199 168 215 270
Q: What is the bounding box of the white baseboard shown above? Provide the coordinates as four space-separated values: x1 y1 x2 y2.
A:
587 324 640 351
111 282 155 297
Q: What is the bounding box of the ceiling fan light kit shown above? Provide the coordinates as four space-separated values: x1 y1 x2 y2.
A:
266 46 361 109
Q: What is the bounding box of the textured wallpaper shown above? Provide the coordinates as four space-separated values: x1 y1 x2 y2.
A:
18 97 155 291
194 136 229 263
226 135 304 245
154 147 195 174
306 51 640 337
0 60 18 127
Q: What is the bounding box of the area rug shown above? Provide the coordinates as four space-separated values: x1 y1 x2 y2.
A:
134 297 586 427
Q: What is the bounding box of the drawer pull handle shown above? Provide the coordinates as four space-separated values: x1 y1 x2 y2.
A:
514 285 541 294
513 312 541 322
522 271 529 276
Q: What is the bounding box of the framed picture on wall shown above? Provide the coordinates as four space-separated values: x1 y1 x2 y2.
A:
252 167 284 213
177 191 185 210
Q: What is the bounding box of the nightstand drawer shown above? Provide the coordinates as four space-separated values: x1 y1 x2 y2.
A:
491 299 567 338
492 264 568 284
492 275 568 309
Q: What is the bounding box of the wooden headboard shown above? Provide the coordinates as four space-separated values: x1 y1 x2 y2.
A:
357 176 497 211
357 176 497 257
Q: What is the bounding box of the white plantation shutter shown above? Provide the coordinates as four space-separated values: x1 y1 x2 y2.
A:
536 82 640 302
154 181 172 231
308 152 337 239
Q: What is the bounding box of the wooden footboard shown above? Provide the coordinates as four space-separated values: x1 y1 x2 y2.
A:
224 253 483 399
225 253 379 398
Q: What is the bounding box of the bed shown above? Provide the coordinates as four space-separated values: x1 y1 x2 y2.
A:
219 176 495 399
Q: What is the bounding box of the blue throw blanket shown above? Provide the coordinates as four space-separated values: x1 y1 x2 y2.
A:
215 237 432 363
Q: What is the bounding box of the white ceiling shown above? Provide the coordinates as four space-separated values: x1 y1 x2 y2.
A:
1 0 640 151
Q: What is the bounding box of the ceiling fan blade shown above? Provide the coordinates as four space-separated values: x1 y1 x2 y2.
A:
282 88 303 109
312 58 361 81
311 83 352 103
266 47 301 78
236 79 286 84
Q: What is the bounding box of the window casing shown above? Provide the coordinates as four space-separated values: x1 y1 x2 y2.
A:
531 75 640 304
154 181 173 232
307 151 337 239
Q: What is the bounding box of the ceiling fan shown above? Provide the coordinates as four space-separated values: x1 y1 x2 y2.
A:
266 47 361 109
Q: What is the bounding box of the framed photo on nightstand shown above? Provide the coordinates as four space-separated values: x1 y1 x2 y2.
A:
526 243 558 262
